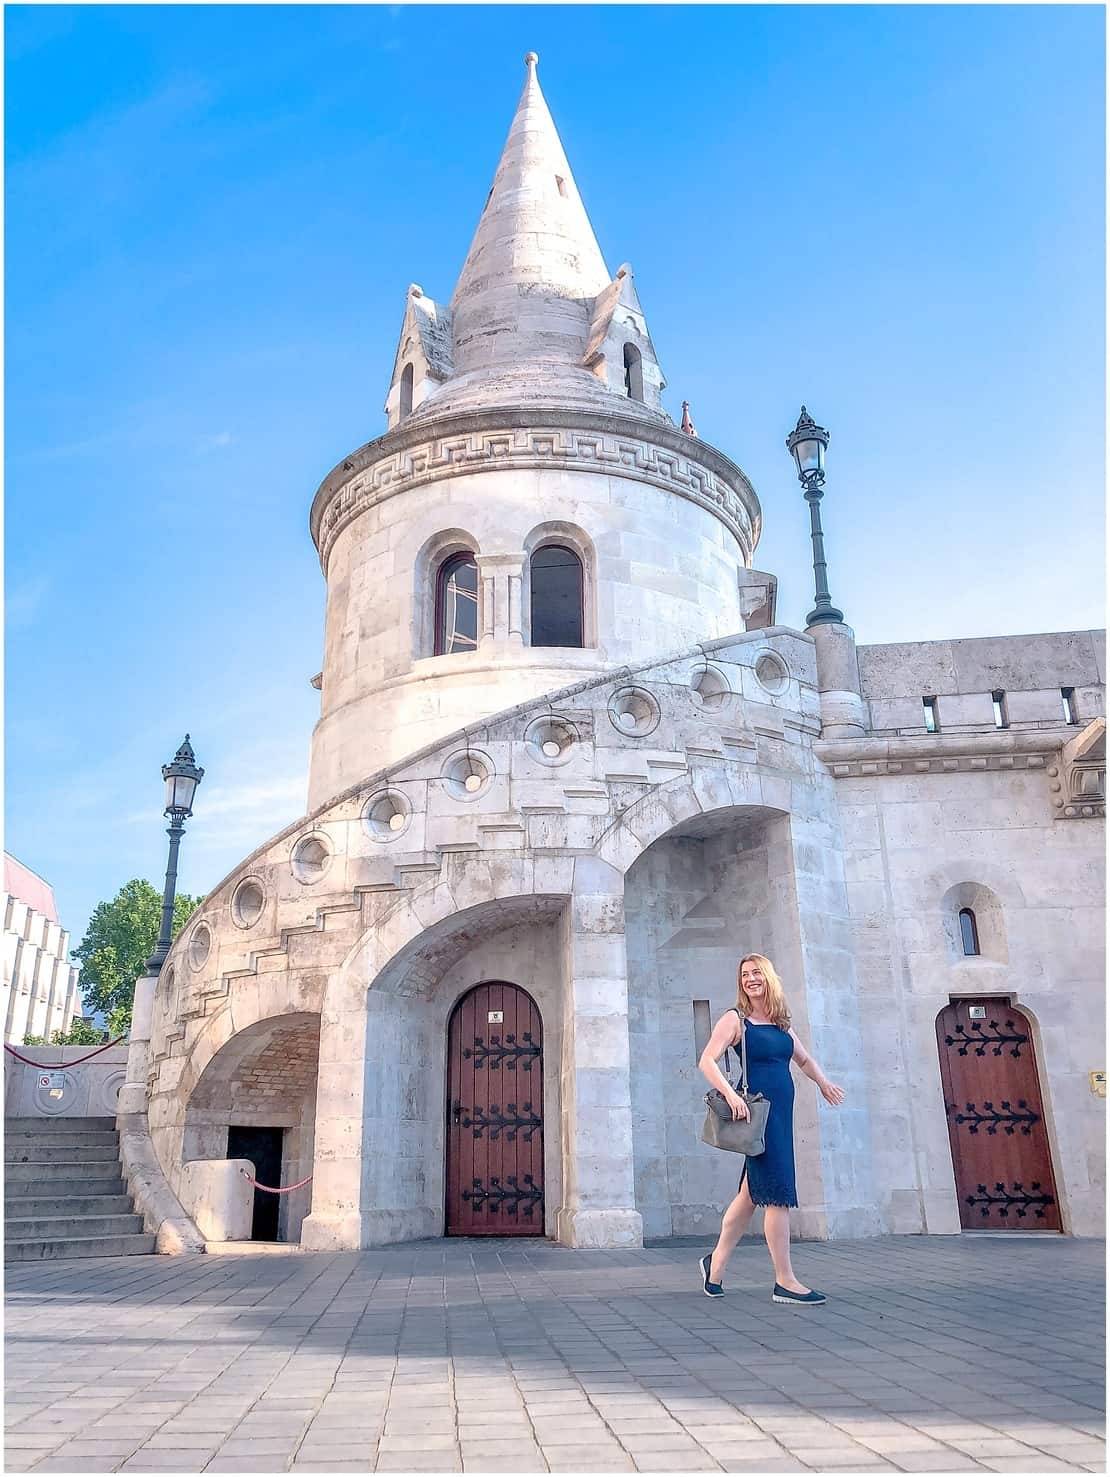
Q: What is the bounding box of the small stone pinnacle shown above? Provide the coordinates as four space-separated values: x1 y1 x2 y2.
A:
525 51 539 67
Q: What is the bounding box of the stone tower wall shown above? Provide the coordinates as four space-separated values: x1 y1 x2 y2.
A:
307 415 760 807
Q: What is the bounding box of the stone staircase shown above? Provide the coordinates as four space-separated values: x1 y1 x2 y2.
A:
5 1117 156 1260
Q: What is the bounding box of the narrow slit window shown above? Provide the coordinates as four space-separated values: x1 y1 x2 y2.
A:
434 553 479 656
958 908 980 957
692 1000 712 1063
399 362 414 421
923 696 940 733
991 690 1008 729
555 175 567 197
530 545 584 648
623 342 644 401
1061 687 1079 724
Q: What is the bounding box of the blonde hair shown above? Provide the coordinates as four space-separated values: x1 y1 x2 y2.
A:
736 954 792 1030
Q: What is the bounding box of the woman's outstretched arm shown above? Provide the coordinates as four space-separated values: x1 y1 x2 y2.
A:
789 1030 846 1106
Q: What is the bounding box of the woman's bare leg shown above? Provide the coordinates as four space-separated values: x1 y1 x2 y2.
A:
709 1179 757 1282
762 1206 809 1292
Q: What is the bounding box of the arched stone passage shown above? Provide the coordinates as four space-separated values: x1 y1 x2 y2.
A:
305 892 577 1250
623 803 798 1238
303 862 645 1252
619 785 879 1242
183 1012 320 1243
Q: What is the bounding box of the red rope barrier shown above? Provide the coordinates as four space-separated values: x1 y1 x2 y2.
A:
4 1037 126 1069
239 1168 313 1195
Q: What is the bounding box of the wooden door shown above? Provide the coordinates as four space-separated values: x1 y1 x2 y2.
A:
936 1000 1061 1231
446 982 544 1236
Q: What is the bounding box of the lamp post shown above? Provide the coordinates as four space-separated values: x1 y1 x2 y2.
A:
145 735 204 974
786 405 844 627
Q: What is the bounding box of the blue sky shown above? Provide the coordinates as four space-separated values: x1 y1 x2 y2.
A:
6 4 1105 968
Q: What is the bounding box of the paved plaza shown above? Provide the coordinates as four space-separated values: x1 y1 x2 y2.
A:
4 1236 1104 1475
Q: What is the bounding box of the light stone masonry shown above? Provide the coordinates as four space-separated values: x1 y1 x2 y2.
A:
114 55 1103 1258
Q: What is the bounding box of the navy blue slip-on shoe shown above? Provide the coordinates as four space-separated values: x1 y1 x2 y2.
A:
772 1283 826 1305
699 1254 724 1297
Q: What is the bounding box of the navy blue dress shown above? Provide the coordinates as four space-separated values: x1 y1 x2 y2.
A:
734 1012 798 1208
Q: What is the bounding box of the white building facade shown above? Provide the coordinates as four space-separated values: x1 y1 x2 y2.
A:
119 57 1106 1252
3 854 81 1045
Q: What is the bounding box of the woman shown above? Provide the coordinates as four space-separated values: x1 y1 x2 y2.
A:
697 953 845 1305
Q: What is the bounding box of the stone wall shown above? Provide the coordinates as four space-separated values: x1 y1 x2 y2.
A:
4 1042 128 1119
307 415 759 808
858 630 1105 735
837 762 1105 1235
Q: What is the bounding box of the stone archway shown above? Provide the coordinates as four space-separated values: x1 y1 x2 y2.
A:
183 1012 320 1244
301 862 646 1253
623 803 797 1239
615 781 880 1242
303 891 576 1250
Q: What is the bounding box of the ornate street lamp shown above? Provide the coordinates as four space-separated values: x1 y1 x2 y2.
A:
145 735 204 974
786 406 844 627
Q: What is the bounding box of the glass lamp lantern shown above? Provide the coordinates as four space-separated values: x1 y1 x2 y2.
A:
162 735 204 818
786 405 829 481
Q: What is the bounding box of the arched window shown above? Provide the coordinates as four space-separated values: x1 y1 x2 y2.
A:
959 908 980 957
623 342 644 401
434 553 478 655
530 545 583 648
399 363 414 420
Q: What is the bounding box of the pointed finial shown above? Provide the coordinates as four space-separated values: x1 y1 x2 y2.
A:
525 51 539 69
680 400 698 438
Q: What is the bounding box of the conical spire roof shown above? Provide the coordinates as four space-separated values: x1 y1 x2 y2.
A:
449 53 612 376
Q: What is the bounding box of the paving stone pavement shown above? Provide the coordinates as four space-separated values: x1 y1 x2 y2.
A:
4 1236 1104 1475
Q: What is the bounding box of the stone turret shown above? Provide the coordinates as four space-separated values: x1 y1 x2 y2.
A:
307 54 762 809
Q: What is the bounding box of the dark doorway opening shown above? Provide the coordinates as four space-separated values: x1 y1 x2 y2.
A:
228 1125 285 1241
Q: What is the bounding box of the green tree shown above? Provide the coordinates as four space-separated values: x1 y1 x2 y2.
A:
72 879 203 1034
25 1019 106 1047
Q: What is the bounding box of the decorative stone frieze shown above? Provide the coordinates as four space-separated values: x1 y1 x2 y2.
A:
310 409 760 571
823 752 1052 779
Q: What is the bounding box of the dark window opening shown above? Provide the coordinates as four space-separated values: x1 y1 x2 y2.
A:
992 690 1009 729
623 342 644 401
399 362 414 420
923 696 940 733
435 553 479 655
1062 687 1079 724
555 175 567 197
958 908 981 957
530 545 584 648
692 1000 711 1063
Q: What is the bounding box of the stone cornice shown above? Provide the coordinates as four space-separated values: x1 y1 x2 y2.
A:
308 407 761 572
814 726 1071 779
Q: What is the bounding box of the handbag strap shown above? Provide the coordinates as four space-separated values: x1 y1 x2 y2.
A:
727 1007 748 1093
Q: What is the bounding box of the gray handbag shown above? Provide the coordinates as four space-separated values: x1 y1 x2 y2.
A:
700 1015 770 1155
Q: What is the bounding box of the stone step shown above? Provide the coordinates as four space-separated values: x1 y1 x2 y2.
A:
4 1232 156 1262
4 1116 117 1134
4 1193 133 1218
4 1164 126 1193
4 1130 119 1151
5 1213 144 1241
4 1142 121 1165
